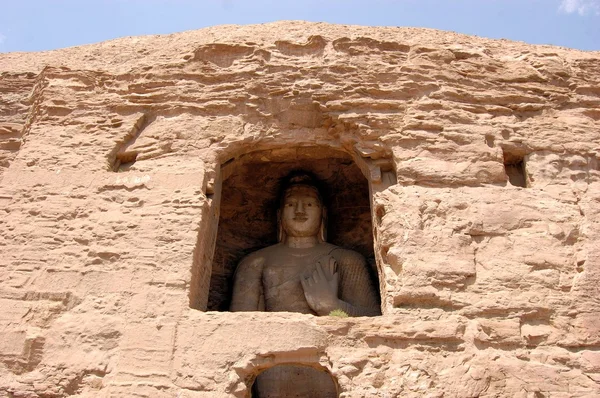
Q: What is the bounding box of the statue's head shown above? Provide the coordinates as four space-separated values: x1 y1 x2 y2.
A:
277 173 327 243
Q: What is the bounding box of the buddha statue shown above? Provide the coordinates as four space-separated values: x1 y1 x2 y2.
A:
230 173 380 316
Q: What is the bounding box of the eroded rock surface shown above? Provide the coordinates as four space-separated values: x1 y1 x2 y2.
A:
0 21 599 397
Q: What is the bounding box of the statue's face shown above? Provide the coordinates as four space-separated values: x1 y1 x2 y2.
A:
281 186 322 238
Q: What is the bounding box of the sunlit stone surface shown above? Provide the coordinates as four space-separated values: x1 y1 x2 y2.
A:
0 21 599 397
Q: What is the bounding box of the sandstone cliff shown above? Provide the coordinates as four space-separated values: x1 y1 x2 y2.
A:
1 21 599 397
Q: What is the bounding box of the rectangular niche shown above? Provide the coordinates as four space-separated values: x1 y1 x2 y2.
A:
503 149 527 188
189 146 385 316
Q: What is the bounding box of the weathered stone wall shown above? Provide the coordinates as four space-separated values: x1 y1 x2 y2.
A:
0 21 599 397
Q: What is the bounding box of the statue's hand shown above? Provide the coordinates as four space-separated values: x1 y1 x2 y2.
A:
300 257 339 316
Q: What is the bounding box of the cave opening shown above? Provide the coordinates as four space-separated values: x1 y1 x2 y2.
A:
204 147 379 312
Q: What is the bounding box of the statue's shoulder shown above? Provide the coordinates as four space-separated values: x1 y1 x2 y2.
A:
326 245 366 264
238 243 281 265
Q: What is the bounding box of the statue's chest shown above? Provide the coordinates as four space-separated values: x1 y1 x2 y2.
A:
262 254 315 288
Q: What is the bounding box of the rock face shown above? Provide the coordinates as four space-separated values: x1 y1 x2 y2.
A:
1 21 599 397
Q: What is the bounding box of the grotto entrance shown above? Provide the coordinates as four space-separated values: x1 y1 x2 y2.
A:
251 364 338 398
205 146 379 312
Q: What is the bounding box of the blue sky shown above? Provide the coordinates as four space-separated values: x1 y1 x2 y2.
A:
0 0 598 53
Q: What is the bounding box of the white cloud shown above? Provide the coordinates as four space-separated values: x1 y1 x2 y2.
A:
559 0 600 15
0 33 6 45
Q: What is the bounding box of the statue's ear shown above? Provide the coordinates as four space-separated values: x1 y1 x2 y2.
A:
319 206 327 242
277 209 285 242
